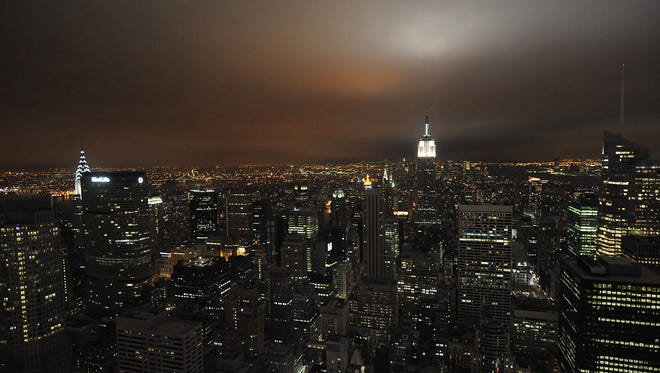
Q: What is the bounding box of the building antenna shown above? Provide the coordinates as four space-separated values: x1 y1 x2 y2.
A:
424 112 430 136
619 63 625 135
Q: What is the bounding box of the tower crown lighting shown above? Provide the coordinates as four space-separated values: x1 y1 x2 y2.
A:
417 114 436 158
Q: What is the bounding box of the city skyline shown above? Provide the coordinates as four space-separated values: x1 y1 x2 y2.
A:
2 1 660 168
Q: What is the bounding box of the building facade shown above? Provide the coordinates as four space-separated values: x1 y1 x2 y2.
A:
558 256 660 372
457 204 513 327
0 195 69 372
82 172 152 314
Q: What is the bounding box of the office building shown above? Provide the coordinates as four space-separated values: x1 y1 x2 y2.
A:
478 316 510 373
320 298 349 340
172 256 231 317
225 188 258 245
558 256 660 372
81 172 153 314
0 195 69 372
148 195 164 258
512 295 558 372
457 205 513 327
597 131 649 256
226 285 265 358
349 280 398 343
287 206 319 239
281 233 311 283
622 235 660 272
630 159 660 237
189 189 219 241
267 266 294 342
363 186 393 281
566 194 598 258
116 310 203 373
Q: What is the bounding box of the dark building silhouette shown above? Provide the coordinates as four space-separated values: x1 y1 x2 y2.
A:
189 189 218 241
622 235 660 272
225 285 265 358
225 188 258 245
0 195 70 372
81 172 152 314
172 256 230 319
363 185 392 281
116 310 203 373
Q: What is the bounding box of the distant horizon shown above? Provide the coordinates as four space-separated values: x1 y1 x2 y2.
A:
0 157 604 172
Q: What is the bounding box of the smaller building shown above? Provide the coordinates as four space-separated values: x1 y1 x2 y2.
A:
116 310 204 373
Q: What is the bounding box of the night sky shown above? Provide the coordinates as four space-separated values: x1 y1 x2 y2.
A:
2 1 659 168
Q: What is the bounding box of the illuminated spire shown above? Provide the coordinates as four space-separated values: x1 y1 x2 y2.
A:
74 141 91 195
417 113 436 158
363 174 372 189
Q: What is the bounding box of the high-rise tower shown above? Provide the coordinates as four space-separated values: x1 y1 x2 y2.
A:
417 113 436 159
74 144 91 196
82 172 152 314
566 194 598 258
457 205 513 327
363 186 388 280
189 189 219 241
558 256 660 372
348 182 398 344
0 195 69 372
415 114 439 225
597 131 651 256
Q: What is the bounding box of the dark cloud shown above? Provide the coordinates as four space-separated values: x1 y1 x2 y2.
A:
1 0 659 168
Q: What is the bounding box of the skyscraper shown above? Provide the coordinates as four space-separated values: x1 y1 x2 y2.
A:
363 186 392 281
630 159 660 237
189 189 219 241
74 145 91 196
82 172 152 314
566 194 598 258
286 207 319 239
226 285 265 358
558 256 660 372
0 195 69 372
597 131 649 256
225 188 258 245
267 266 294 342
415 114 439 225
280 233 311 282
457 205 513 327
171 256 231 316
348 182 398 344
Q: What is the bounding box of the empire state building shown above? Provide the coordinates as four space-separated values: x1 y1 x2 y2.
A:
415 114 439 225
417 115 436 159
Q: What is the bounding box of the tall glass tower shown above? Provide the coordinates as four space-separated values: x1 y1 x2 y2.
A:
81 172 152 314
0 195 69 372
597 131 650 256
457 204 513 327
